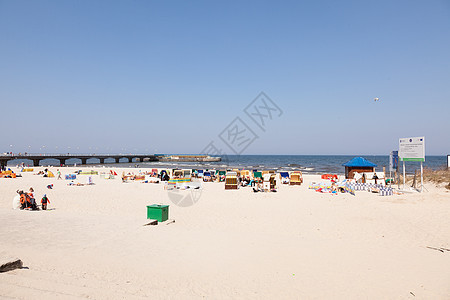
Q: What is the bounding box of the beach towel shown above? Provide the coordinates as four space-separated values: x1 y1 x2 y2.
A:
65 174 76 180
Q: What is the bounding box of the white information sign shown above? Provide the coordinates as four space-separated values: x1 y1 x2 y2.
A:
399 137 425 162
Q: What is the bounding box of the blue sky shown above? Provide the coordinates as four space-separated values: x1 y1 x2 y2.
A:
1 0 449 155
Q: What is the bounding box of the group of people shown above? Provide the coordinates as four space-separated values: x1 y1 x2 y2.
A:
16 187 50 210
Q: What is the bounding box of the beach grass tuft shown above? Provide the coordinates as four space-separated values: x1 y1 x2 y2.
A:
423 167 450 190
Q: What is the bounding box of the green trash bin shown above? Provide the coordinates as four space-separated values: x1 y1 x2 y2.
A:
147 204 169 222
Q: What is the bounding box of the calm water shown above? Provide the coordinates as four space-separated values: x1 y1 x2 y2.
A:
8 155 447 175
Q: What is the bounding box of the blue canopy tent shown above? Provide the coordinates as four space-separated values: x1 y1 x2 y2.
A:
343 157 377 179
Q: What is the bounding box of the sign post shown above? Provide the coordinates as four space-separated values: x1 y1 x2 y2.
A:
403 160 406 189
389 151 398 187
399 137 425 192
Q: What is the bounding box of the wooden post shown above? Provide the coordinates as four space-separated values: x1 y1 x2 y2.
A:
403 161 406 190
412 170 417 189
420 161 423 193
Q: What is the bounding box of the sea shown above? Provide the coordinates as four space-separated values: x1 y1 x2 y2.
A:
7 155 448 175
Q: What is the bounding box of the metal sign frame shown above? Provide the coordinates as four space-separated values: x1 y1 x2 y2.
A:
399 137 425 162
398 137 425 192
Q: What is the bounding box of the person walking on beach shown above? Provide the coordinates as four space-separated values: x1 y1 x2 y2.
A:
41 194 50 210
56 169 62 180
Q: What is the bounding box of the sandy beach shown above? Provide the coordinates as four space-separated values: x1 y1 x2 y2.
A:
1 166 449 299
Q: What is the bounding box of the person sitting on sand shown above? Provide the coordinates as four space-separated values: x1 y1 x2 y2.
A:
28 188 37 207
253 183 264 193
18 190 29 209
162 173 170 181
18 189 38 210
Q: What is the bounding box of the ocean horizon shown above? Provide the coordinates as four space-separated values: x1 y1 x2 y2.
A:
6 154 447 175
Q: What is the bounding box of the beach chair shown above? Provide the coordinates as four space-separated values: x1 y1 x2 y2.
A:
253 171 263 182
290 171 302 185
240 170 249 178
183 169 192 179
218 170 226 182
270 174 277 189
173 169 183 177
262 174 272 191
364 172 375 184
160 170 169 181
280 172 290 184
225 172 238 190
198 170 204 178
374 172 385 185
353 172 363 183
203 171 211 182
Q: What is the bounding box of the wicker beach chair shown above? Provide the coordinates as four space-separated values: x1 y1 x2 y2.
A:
290 171 303 185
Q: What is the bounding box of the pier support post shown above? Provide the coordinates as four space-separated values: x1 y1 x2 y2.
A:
128 158 133 163
115 158 120 163
59 159 66 166
99 158 105 164
32 159 40 167
81 158 87 165
0 160 7 169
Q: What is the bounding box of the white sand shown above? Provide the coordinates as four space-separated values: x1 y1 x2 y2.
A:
1 166 449 299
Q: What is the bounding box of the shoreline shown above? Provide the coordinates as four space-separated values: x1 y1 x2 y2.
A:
4 155 447 176
1 165 449 299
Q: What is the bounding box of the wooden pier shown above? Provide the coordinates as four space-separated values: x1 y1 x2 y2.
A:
0 154 158 168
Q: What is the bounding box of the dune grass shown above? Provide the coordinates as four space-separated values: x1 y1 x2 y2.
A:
423 167 450 190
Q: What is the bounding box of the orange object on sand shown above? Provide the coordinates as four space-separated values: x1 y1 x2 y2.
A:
321 174 338 180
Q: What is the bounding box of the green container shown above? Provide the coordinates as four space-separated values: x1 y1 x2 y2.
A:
147 204 169 222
